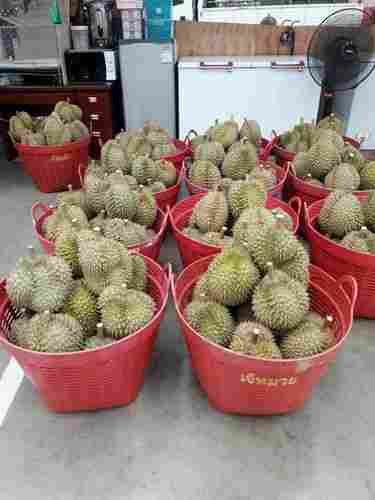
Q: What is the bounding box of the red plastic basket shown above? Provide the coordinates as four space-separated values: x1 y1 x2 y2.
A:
16 137 90 193
169 192 302 267
304 193 375 318
161 139 192 174
184 162 289 200
32 202 169 261
172 256 357 415
0 256 170 412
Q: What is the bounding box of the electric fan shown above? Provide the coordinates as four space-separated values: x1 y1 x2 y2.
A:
307 8 375 120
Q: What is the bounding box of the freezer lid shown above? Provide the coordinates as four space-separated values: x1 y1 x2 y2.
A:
178 55 308 69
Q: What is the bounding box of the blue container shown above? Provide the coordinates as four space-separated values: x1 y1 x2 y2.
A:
144 0 172 41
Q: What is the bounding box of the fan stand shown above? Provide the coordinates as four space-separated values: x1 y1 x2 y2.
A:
317 84 334 122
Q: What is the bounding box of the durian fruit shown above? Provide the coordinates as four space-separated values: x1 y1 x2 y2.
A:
6 251 73 313
341 144 365 172
239 119 262 147
200 229 233 248
318 190 364 237
209 118 239 149
42 204 88 241
54 101 76 123
101 140 128 174
312 128 345 153
9 115 29 143
99 285 155 339
89 210 107 231
191 274 211 302
8 309 32 348
205 247 260 306
44 112 65 145
37 312 84 353
324 163 361 190
229 322 281 359
185 300 235 346
194 138 225 166
17 111 33 130
248 164 277 190
85 323 113 349
252 265 310 332
134 189 157 227
341 226 375 254
360 161 375 190
126 133 153 157
16 310 51 351
55 224 81 276
147 181 167 193
84 171 110 214
152 142 177 160
116 130 136 152
306 140 341 179
182 226 204 242
69 120 89 141
56 185 93 218
155 159 177 187
104 183 137 220
280 315 335 358
188 160 221 190
20 130 46 146
147 126 170 147
222 139 257 180
191 189 228 233
228 177 267 218
63 280 99 337
131 155 158 184
33 116 47 133
143 120 161 135
70 104 83 121
317 113 344 136
78 231 122 276
103 218 148 247
362 192 375 231
190 133 207 152
59 124 73 145
292 152 312 178
271 208 294 231
130 254 148 292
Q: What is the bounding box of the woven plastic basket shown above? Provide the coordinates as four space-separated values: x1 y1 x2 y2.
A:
304 194 375 318
169 192 302 267
0 256 170 413
184 162 289 200
32 202 169 261
172 256 357 415
16 137 90 193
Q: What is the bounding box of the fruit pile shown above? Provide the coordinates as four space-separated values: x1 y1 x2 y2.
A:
187 118 278 192
317 190 375 254
9 101 89 146
185 246 335 360
182 180 293 248
6 237 155 352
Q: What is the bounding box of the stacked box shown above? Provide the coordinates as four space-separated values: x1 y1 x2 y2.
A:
144 0 172 42
121 9 143 39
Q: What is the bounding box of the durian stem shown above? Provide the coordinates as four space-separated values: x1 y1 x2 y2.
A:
96 323 104 338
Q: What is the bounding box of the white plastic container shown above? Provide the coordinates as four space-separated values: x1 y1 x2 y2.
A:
71 26 89 50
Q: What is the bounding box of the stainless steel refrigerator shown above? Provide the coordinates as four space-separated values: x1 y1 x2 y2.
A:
119 40 176 136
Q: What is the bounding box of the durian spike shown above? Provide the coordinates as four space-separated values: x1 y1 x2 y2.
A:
115 169 123 175
220 226 227 238
96 322 104 338
19 307 27 318
265 261 274 272
71 218 78 229
252 327 261 344
147 178 153 186
93 226 101 234
27 245 35 257
121 283 127 290
360 226 368 232
325 315 334 329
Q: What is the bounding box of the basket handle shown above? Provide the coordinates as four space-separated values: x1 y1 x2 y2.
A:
184 129 198 145
288 196 302 220
78 163 86 188
337 275 358 314
31 202 50 226
259 136 276 162
303 201 313 229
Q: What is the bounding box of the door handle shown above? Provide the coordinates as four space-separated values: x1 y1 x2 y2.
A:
199 61 234 72
270 61 305 71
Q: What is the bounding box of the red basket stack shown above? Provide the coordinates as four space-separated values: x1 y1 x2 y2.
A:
304 194 375 318
0 257 170 413
172 256 357 415
169 192 302 267
31 202 169 262
16 137 90 193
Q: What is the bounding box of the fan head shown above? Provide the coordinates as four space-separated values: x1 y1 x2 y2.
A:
307 8 375 92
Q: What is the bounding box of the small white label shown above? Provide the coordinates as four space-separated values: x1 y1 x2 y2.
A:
104 51 116 80
160 46 173 64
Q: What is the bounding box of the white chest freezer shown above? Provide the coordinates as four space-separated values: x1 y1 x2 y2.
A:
178 56 321 140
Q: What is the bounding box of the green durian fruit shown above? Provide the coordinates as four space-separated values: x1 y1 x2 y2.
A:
127 134 153 157
69 120 89 141
184 300 234 346
228 177 267 218
191 274 211 302
239 119 262 147
182 226 204 242
56 187 93 218
17 111 33 130
205 247 260 306
271 208 294 231
312 128 345 153
222 139 257 180
55 227 81 276
277 243 310 287
85 323 113 349
103 218 148 247
147 181 167 193
20 130 46 145
360 161 375 190
194 138 225 166
190 133 207 152
209 118 239 149
130 254 148 292
280 315 335 358
36 312 84 353
292 152 312 178
362 192 375 231
101 140 128 174
229 321 281 359
191 189 228 233
79 234 122 275
70 104 83 121
340 226 375 254
147 127 170 147
116 130 136 152
341 144 365 172
253 267 309 332
42 205 88 242
233 206 276 254
104 183 137 220
201 230 233 248
21 311 53 351
9 115 28 142
8 310 32 348
152 142 177 160
33 116 47 133
248 164 277 190
317 113 344 136
324 163 360 190
306 140 341 179
296 141 309 153
318 191 364 237
44 112 65 145
131 155 158 185
54 101 76 122
89 210 107 231
143 120 161 135
84 172 110 214
134 189 157 227
63 281 98 337
155 159 177 187
189 160 221 189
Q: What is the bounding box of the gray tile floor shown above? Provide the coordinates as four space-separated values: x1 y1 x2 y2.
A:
0 155 375 500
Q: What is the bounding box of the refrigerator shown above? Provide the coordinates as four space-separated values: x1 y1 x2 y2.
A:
119 40 176 136
178 56 322 140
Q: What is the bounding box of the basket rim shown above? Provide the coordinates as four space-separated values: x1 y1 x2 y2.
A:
15 135 90 153
0 256 170 358
172 257 356 366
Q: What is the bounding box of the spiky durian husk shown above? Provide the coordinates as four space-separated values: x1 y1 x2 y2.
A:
147 127 170 147
360 161 375 190
324 163 360 190
130 254 147 291
292 152 312 178
239 119 262 146
306 140 341 179
104 184 137 220
101 140 128 174
185 300 235 346
103 218 148 247
229 321 281 359
362 192 375 232
191 190 228 233
62 281 98 337
317 114 344 136
127 134 153 157
55 228 81 276
318 191 364 238
84 172 110 214
134 190 157 227
69 120 89 141
17 111 33 130
9 115 28 142
228 178 267 218
341 144 365 172
194 140 225 166
280 317 335 358
36 313 84 353
189 160 221 190
152 142 177 160
131 156 158 185
44 112 65 145
222 140 257 180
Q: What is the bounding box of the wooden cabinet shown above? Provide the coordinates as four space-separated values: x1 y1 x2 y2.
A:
0 83 123 160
